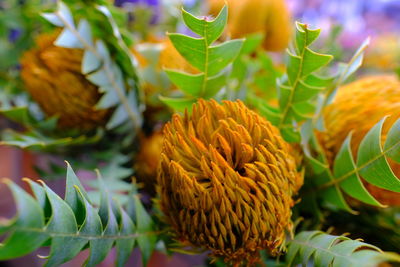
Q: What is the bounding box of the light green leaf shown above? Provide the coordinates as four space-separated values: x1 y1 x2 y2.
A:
208 39 243 76
168 33 206 71
357 118 400 192
333 135 383 207
181 5 227 45
165 70 204 96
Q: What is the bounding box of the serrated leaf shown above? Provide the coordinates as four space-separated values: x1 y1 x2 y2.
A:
287 231 400 267
65 161 90 220
135 195 156 266
163 7 243 106
0 180 48 260
115 206 136 267
295 22 321 49
42 183 86 267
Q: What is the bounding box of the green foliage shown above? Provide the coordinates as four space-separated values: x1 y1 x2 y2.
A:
315 117 400 210
0 106 102 149
294 34 371 213
286 231 400 267
270 22 334 142
42 1 142 131
0 163 157 267
160 6 244 111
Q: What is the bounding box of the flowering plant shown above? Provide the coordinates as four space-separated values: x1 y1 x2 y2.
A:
0 0 399 266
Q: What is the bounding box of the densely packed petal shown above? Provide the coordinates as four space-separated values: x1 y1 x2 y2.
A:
157 99 303 265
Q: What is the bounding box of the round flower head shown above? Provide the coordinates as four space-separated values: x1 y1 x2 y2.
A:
207 0 292 51
320 75 400 206
157 99 303 265
21 31 109 130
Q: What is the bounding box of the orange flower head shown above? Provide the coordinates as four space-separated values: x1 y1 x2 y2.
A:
320 75 400 206
20 31 110 130
208 0 292 51
157 99 303 265
134 130 164 193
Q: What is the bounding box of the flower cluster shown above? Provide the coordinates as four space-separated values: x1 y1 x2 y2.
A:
157 99 303 265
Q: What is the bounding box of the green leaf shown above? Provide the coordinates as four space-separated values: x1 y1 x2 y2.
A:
161 7 243 108
116 206 136 267
45 1 142 132
333 135 384 207
135 195 156 266
0 128 102 150
207 39 243 76
42 183 86 267
319 118 400 208
0 164 157 266
181 5 227 45
286 231 400 267
277 22 333 135
383 118 400 163
357 118 400 192
165 70 204 96
168 33 206 71
0 179 48 260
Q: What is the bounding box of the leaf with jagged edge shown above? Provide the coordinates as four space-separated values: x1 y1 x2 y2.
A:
0 128 102 150
286 231 400 267
0 104 102 150
42 1 142 132
160 5 243 111
0 162 157 267
276 22 333 142
299 37 372 212
316 117 400 210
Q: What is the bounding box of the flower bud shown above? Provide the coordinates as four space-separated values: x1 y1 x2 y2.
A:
157 99 303 265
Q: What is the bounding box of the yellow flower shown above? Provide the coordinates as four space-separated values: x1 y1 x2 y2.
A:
134 130 164 193
207 0 292 51
320 75 400 206
157 99 303 265
364 34 400 70
20 31 110 130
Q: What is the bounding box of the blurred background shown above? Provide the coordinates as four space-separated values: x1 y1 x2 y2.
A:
0 0 399 266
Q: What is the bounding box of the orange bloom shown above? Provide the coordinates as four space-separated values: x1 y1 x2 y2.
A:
208 0 292 51
21 31 109 130
134 130 164 193
157 99 303 265
320 75 400 206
